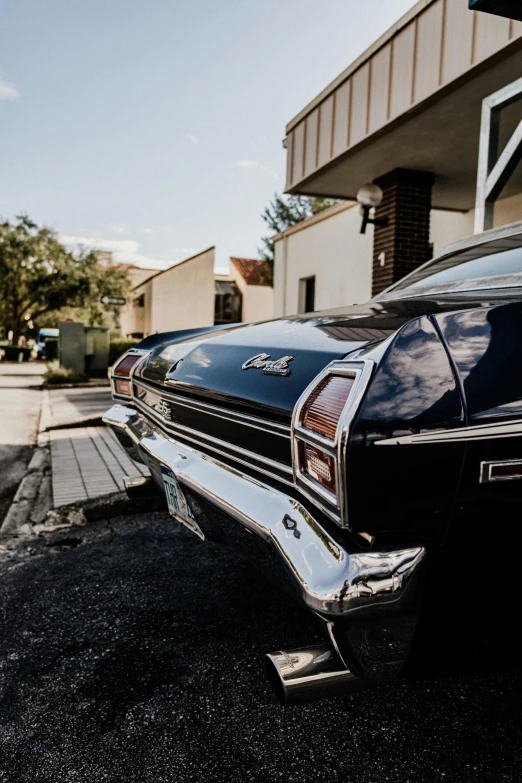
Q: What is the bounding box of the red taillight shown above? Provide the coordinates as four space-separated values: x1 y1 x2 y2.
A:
113 353 142 378
114 379 132 396
300 374 356 441
112 353 142 397
299 442 336 494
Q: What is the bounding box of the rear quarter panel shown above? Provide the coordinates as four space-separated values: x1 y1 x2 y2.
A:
348 315 466 535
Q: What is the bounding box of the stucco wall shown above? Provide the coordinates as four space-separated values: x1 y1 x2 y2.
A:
228 267 274 323
119 297 145 337
243 285 273 323
431 193 522 258
273 203 373 317
147 248 215 335
430 209 474 258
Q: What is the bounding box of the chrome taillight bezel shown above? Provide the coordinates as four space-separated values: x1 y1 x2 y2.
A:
291 359 374 529
111 349 150 402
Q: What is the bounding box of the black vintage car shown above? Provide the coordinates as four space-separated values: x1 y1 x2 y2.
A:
104 222 522 703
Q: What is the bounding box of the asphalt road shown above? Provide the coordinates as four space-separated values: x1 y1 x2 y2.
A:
0 362 45 520
0 509 521 782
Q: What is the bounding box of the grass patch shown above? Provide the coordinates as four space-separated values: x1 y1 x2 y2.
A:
44 360 88 385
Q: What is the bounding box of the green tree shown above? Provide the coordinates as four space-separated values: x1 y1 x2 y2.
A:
0 215 129 343
258 194 338 282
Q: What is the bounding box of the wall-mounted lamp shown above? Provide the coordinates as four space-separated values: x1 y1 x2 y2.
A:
357 183 388 234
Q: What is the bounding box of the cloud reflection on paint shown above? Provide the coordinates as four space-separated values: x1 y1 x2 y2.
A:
361 318 459 428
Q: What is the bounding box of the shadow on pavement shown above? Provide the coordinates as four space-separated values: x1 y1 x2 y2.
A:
0 511 521 782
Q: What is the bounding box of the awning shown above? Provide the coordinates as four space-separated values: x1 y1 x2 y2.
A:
214 280 240 296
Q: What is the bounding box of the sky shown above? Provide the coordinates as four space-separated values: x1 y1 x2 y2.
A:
0 0 418 272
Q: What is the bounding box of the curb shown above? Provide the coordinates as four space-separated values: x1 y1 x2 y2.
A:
39 387 51 433
42 416 104 433
1 479 166 543
0 435 52 538
42 380 110 389
45 490 166 526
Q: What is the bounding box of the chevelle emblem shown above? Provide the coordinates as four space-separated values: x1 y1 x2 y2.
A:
242 353 293 376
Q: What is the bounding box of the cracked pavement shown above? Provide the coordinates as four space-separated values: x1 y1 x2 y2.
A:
0 509 522 782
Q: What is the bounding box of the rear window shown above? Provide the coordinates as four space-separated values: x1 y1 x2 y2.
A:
382 245 522 298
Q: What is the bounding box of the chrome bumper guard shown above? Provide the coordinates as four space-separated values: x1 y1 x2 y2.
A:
103 404 426 620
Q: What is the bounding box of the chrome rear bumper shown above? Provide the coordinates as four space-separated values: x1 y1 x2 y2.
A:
103 404 425 623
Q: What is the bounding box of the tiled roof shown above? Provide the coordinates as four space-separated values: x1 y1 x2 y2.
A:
230 257 272 287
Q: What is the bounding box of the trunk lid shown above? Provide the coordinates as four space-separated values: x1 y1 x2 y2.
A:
137 312 403 419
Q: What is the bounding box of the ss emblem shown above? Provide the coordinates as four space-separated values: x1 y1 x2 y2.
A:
157 399 173 421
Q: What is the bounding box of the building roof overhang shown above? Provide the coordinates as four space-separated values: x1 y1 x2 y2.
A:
285 0 522 211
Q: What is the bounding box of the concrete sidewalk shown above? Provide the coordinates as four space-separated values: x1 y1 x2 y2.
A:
42 385 113 430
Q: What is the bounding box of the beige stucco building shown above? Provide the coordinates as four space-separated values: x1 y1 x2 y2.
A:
120 248 273 338
274 0 522 316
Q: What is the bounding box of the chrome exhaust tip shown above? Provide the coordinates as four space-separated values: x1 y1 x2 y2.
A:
123 475 158 499
265 644 366 705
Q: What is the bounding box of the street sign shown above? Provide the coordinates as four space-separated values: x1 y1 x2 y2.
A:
100 295 126 306
469 0 522 21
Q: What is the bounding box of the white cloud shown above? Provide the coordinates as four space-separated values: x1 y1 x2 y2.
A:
185 133 198 145
142 228 155 235
60 234 172 270
107 222 129 235
172 247 195 255
237 159 280 180
0 78 19 101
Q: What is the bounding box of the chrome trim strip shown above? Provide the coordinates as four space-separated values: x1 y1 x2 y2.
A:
291 360 374 530
480 459 522 483
132 396 293 480
131 400 293 487
103 403 426 619
376 419 522 446
133 378 290 437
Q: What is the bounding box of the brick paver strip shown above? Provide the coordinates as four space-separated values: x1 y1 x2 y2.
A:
85 427 129 490
97 426 149 478
50 425 149 507
70 429 120 498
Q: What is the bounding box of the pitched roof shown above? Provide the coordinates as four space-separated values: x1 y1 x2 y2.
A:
131 247 215 291
230 257 272 287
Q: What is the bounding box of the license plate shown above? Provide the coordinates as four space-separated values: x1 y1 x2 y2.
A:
160 466 204 539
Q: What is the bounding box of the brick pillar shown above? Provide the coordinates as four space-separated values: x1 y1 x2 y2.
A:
371 168 434 297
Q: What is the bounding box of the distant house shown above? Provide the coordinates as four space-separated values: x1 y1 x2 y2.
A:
229 257 273 323
119 249 274 339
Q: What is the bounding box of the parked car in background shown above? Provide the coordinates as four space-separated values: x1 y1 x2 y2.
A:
36 328 59 360
104 221 522 704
